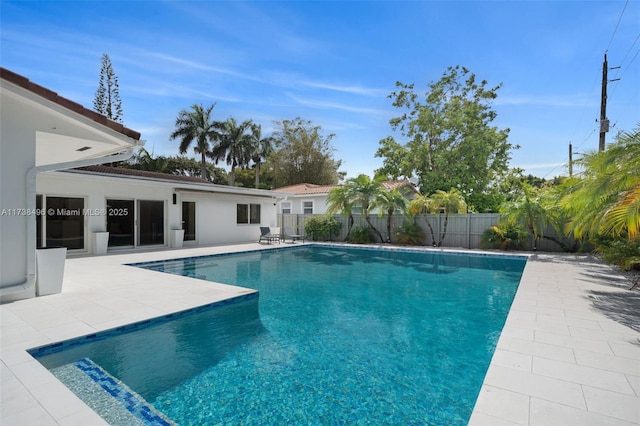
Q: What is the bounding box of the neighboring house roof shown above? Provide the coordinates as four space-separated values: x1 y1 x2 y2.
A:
275 180 420 196
0 67 141 141
274 183 341 195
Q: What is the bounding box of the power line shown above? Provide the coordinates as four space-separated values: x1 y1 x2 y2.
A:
606 0 629 53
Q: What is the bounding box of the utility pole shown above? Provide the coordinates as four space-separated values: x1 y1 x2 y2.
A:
599 53 621 151
569 142 573 177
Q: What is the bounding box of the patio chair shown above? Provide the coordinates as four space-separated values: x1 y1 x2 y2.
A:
258 226 280 244
283 226 306 243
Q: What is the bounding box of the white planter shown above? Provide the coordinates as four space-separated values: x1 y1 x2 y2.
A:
35 247 67 296
92 232 109 255
171 229 185 248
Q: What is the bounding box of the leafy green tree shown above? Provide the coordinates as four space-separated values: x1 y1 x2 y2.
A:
345 174 385 243
165 155 228 184
170 103 220 180
210 117 253 186
375 66 515 211
326 185 355 240
375 188 408 243
248 124 275 188
267 117 344 187
94 53 123 122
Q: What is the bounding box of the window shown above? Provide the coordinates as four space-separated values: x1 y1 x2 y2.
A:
303 201 313 215
281 202 292 214
237 203 261 224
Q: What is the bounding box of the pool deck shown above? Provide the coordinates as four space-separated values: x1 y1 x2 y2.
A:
1 243 639 425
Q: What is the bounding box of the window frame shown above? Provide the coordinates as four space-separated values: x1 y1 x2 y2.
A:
237 203 261 224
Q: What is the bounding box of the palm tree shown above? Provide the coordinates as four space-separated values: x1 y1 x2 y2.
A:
170 103 219 180
562 126 640 240
375 188 408 243
326 186 355 240
430 188 467 247
248 124 274 188
346 174 385 243
210 117 253 186
498 183 549 250
407 194 437 246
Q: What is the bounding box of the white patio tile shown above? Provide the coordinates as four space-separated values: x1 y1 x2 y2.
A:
468 411 523 426
570 326 639 342
609 341 640 360
470 385 530 425
491 349 533 372
583 385 640 423
534 330 615 355
498 336 576 363
627 375 640 397
574 349 640 376
530 398 638 426
532 357 634 394
1 405 59 426
483 364 586 409
507 318 571 335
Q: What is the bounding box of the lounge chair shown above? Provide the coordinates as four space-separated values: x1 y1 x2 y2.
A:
283 226 306 243
258 227 280 244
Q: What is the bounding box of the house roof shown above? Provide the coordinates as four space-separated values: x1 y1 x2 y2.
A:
72 165 211 184
0 67 141 141
274 180 420 196
63 165 292 199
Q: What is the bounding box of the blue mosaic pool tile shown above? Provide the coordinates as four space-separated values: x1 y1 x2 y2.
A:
74 358 174 426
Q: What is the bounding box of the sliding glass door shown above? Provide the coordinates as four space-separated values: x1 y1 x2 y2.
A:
107 199 134 247
138 200 164 246
182 201 196 241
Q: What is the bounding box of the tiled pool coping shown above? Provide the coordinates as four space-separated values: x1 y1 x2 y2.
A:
1 242 639 425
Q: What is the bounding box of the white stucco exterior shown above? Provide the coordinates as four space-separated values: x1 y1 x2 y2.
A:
1 68 141 302
0 68 289 303
36 169 288 252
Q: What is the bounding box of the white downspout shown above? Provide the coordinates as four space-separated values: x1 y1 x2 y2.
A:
0 148 136 297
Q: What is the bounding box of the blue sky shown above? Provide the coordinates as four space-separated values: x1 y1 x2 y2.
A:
2 1 638 181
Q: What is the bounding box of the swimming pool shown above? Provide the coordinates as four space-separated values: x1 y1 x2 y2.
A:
31 245 526 425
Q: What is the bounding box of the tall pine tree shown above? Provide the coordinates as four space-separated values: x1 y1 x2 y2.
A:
93 53 123 122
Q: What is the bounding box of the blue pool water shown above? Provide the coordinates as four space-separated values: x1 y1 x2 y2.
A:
32 246 526 425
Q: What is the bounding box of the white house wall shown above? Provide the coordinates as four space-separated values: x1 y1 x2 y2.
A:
283 195 328 215
37 172 280 252
0 89 37 294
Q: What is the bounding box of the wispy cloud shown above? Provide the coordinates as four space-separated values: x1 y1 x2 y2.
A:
496 93 596 108
286 93 389 116
300 81 388 98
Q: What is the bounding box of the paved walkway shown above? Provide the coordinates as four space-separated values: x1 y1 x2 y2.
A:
1 244 639 425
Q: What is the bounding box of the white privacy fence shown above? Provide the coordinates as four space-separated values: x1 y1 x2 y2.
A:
278 213 574 252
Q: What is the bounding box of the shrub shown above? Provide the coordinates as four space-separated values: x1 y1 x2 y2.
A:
304 216 341 241
596 237 640 272
393 222 425 245
346 225 373 244
480 225 529 250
